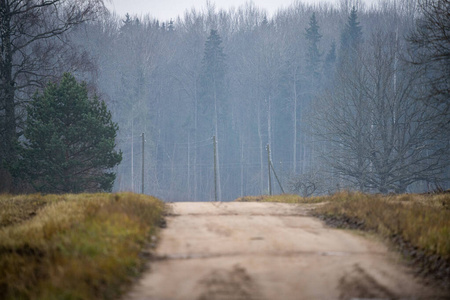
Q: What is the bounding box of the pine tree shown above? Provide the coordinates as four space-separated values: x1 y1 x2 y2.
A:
305 13 322 79
0 0 103 176
19 73 122 193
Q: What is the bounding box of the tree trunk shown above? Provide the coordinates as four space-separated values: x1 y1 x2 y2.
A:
0 2 16 165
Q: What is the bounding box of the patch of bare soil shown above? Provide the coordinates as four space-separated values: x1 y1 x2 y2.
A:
124 202 448 300
338 263 397 300
197 264 262 300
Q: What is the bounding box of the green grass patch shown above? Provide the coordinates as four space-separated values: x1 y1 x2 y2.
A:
0 193 165 300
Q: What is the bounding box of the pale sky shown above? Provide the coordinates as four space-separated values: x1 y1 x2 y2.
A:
106 0 380 21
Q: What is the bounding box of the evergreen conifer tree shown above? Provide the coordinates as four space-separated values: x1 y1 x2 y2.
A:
340 7 363 53
305 13 322 79
200 29 227 119
168 19 175 32
19 73 122 193
199 29 227 201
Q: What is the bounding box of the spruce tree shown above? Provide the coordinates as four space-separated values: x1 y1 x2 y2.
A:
168 19 175 32
199 29 227 201
201 30 226 89
19 73 122 193
340 7 363 53
305 12 323 79
199 29 227 122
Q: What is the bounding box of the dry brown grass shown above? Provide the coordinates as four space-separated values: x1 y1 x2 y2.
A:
237 192 450 260
235 194 326 204
0 193 165 300
313 191 450 259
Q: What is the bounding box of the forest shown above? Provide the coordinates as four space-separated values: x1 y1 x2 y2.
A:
1 0 449 200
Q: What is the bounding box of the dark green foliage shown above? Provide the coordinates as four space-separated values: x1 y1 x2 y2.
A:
340 7 363 53
200 29 227 105
19 73 122 193
199 29 228 132
0 0 102 191
305 12 322 79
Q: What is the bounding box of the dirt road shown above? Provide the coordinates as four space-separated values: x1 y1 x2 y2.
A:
124 202 444 300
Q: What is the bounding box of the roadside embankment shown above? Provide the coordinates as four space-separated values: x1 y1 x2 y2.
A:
0 192 165 300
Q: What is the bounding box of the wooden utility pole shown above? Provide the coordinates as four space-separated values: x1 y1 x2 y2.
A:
213 135 217 201
271 162 285 194
141 132 145 194
213 135 218 201
187 132 191 200
267 144 272 195
131 122 134 192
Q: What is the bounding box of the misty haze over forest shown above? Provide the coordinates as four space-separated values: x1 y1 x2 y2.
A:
1 0 449 200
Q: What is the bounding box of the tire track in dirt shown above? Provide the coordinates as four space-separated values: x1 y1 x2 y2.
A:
124 202 446 300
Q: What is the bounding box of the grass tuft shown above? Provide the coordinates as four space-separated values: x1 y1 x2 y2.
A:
0 192 165 300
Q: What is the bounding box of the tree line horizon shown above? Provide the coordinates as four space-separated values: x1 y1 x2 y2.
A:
1 0 448 199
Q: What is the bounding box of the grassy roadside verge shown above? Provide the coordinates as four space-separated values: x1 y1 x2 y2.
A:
235 194 327 204
237 192 450 288
313 192 450 288
0 193 165 300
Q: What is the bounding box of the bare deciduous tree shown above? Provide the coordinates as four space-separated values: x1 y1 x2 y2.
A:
312 31 449 193
408 0 450 111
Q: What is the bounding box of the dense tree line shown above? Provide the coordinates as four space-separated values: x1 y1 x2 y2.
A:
71 0 448 200
2 0 449 198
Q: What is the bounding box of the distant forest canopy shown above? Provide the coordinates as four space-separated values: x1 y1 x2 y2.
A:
2 0 448 199
73 0 448 200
